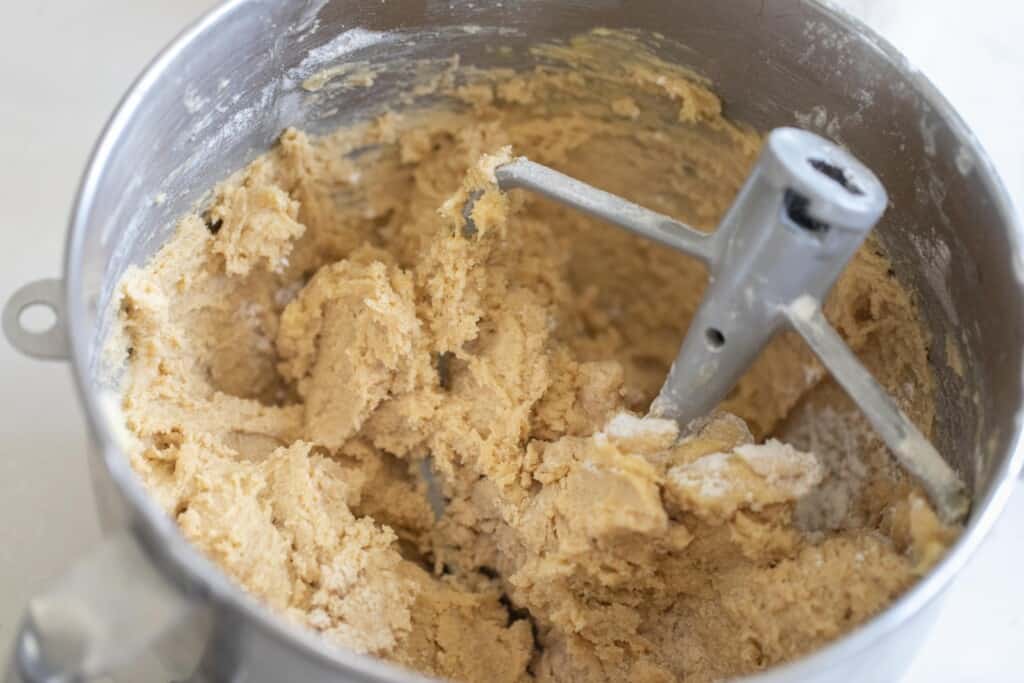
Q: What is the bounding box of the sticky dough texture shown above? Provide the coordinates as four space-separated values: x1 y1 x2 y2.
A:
115 32 958 683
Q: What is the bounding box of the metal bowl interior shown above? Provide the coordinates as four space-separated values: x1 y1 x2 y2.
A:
64 0 1024 681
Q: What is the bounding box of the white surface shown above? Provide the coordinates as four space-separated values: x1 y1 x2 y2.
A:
0 1 1020 680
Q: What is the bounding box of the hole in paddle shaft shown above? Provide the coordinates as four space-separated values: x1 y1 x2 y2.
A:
783 189 830 233
705 327 726 349
808 158 863 196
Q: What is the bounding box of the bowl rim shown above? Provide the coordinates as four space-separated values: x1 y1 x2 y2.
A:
62 0 1024 680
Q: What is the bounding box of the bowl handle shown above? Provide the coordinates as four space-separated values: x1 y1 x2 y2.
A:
3 279 70 361
5 531 210 682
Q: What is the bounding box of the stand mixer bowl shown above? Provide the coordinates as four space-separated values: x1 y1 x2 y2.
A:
4 1 1022 681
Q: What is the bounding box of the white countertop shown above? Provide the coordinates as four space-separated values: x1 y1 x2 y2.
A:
0 1 1020 680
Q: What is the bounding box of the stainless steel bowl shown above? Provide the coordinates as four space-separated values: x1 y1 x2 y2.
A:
5 1 1022 681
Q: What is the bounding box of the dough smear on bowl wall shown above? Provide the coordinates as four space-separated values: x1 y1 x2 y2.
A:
111 31 959 683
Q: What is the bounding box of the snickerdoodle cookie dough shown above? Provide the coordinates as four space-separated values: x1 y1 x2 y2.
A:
112 31 959 683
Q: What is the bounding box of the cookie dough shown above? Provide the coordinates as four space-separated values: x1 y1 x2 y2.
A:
113 31 958 682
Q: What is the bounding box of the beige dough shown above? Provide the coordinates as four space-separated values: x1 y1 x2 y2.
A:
114 31 959 683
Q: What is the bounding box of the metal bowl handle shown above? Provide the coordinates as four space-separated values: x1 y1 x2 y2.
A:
3 279 70 361
5 531 209 683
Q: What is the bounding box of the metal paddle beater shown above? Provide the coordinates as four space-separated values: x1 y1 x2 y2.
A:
485 127 968 523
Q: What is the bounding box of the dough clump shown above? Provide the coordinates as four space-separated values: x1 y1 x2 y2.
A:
115 31 958 682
